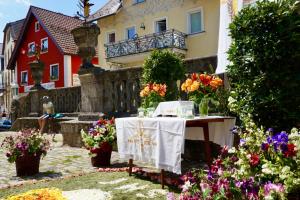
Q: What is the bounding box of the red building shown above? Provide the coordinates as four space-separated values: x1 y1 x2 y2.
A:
8 6 98 93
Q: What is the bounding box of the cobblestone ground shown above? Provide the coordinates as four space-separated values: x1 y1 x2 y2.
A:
0 132 203 190
0 132 123 189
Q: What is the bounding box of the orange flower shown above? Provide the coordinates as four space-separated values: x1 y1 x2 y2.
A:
191 73 198 81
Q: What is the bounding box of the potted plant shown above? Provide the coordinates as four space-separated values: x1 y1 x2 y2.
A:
1 129 50 176
140 83 167 109
181 73 223 116
81 118 116 167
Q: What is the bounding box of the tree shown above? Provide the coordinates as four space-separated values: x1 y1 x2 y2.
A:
227 0 300 131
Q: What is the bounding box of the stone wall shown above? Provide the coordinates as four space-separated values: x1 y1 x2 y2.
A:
15 86 81 119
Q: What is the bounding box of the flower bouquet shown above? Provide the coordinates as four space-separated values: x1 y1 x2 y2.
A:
81 118 116 167
177 123 300 200
1 129 50 176
181 73 223 116
6 188 66 200
140 83 167 109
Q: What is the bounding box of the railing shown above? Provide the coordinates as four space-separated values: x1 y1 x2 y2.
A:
105 29 187 59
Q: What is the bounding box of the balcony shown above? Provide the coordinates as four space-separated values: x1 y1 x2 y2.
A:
105 29 187 64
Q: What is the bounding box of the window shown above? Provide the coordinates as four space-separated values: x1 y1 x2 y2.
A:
133 0 145 4
50 64 59 81
35 21 40 32
28 42 35 56
107 32 116 43
21 71 28 84
0 58 4 71
155 19 167 33
188 9 203 34
41 38 48 52
126 27 136 40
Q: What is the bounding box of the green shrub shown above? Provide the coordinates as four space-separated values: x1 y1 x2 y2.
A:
142 50 185 100
227 0 300 131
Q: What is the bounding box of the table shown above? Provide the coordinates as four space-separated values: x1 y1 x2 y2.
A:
116 116 235 188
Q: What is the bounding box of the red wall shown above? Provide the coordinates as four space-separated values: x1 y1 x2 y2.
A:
16 14 99 93
16 15 64 93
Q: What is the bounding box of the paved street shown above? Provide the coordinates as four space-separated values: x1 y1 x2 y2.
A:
0 132 122 189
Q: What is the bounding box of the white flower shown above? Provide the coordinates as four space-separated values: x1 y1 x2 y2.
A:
262 164 273 175
228 147 236 154
182 181 193 192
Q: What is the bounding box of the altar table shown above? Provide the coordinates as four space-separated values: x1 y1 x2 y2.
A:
115 116 235 188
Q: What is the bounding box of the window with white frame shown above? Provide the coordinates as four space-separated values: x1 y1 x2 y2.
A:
107 32 116 43
126 27 136 40
21 71 28 84
188 9 203 34
133 0 145 4
155 19 167 33
28 42 35 56
35 21 40 32
41 38 48 52
50 64 59 81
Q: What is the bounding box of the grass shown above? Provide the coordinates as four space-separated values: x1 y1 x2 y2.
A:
0 172 180 199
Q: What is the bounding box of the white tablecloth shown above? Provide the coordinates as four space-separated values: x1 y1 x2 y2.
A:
116 117 186 174
116 116 235 174
186 116 236 147
153 101 194 117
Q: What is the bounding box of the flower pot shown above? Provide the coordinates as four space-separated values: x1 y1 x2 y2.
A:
91 142 113 167
15 153 41 176
199 98 209 116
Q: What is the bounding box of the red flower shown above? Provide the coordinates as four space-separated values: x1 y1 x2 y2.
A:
191 73 198 81
249 154 260 166
215 159 223 166
284 143 297 158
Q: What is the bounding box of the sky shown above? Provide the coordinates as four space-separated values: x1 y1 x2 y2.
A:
0 0 108 41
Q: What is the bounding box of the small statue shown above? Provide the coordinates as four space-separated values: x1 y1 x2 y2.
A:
10 98 20 123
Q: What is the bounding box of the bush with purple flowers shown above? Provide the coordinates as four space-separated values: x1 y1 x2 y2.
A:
1 129 50 163
175 123 300 200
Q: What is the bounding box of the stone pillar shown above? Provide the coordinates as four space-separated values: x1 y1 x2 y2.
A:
78 68 106 121
29 91 40 117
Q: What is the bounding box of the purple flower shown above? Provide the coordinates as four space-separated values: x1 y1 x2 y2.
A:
230 126 239 134
166 192 176 200
267 128 274 132
264 182 284 197
261 143 269 151
239 139 246 146
272 132 288 143
16 142 28 152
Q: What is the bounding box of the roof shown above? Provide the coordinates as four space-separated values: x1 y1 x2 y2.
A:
87 0 122 22
8 6 85 69
2 19 25 54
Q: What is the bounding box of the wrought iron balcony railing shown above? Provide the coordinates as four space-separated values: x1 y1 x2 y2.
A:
105 29 187 59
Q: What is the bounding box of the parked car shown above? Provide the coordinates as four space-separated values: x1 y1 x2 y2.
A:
0 119 12 131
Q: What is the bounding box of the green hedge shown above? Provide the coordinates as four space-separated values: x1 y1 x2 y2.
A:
227 0 300 131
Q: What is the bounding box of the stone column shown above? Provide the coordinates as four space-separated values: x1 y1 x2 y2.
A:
78 68 106 121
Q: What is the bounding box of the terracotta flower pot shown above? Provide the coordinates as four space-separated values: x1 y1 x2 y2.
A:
15 152 41 176
91 142 113 167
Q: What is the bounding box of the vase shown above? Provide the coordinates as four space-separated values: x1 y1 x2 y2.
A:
29 61 46 91
91 142 113 167
15 152 41 176
199 98 209 117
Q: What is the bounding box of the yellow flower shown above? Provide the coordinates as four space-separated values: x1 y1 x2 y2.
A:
190 81 200 92
181 83 187 92
186 78 193 86
7 188 66 200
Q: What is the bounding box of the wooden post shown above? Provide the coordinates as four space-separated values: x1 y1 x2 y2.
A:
203 123 212 165
129 159 133 176
160 169 165 189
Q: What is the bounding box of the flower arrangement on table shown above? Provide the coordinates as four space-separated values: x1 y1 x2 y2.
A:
6 188 66 200
140 83 167 109
1 129 50 163
176 124 300 200
181 73 223 116
81 118 116 167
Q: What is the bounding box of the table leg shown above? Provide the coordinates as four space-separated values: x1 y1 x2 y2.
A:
160 169 165 189
129 159 133 176
203 124 212 165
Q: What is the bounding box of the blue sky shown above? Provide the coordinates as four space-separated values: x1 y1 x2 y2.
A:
0 0 108 41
